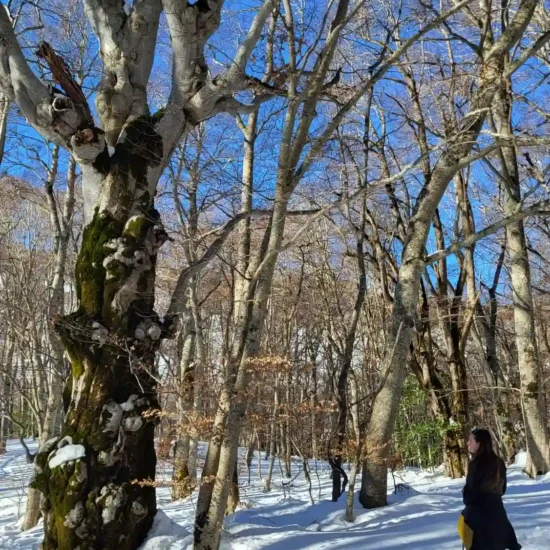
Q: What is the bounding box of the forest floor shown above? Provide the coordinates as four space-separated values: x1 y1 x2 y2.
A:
1 439 549 549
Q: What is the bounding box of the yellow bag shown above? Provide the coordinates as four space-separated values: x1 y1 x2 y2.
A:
457 513 474 550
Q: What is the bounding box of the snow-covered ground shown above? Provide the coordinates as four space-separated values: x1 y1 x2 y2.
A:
1 439 549 549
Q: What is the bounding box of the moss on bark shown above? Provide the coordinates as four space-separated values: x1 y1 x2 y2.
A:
75 211 123 318
33 112 170 550
34 343 159 550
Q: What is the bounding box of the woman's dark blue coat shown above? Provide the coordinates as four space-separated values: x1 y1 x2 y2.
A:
462 456 521 550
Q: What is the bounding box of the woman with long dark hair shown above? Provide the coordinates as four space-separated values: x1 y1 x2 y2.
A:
459 428 521 550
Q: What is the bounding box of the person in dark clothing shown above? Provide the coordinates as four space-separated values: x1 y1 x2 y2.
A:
461 429 521 550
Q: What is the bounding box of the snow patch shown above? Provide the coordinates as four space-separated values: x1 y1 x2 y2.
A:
39 436 59 455
513 451 527 468
2 439 550 550
49 444 86 469
393 483 420 497
108 145 116 157
138 511 191 550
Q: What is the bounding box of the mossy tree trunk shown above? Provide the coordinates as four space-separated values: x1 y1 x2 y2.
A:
32 116 168 550
0 2 287 549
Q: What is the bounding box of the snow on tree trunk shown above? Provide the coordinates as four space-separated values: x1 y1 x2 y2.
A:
0 0 281 547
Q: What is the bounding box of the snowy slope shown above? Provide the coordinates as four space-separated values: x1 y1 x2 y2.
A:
0 439 42 549
1 439 549 549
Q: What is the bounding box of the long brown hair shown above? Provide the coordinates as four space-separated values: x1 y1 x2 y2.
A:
470 428 501 490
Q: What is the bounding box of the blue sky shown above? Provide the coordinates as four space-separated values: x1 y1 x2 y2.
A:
2 0 550 305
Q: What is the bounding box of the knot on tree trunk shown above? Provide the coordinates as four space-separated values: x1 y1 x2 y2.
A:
71 128 106 164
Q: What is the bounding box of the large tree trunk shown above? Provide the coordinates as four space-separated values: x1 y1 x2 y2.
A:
492 74 550 475
31 116 168 550
359 247 420 509
0 5 274 540
506 221 549 474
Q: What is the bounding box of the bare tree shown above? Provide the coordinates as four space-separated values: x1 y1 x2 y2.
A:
490 41 550 474
360 0 548 509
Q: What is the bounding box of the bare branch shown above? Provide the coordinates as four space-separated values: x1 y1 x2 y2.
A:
166 207 320 322
294 0 475 183
426 199 550 264
0 5 90 145
505 30 550 77
228 0 277 78
36 41 93 126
